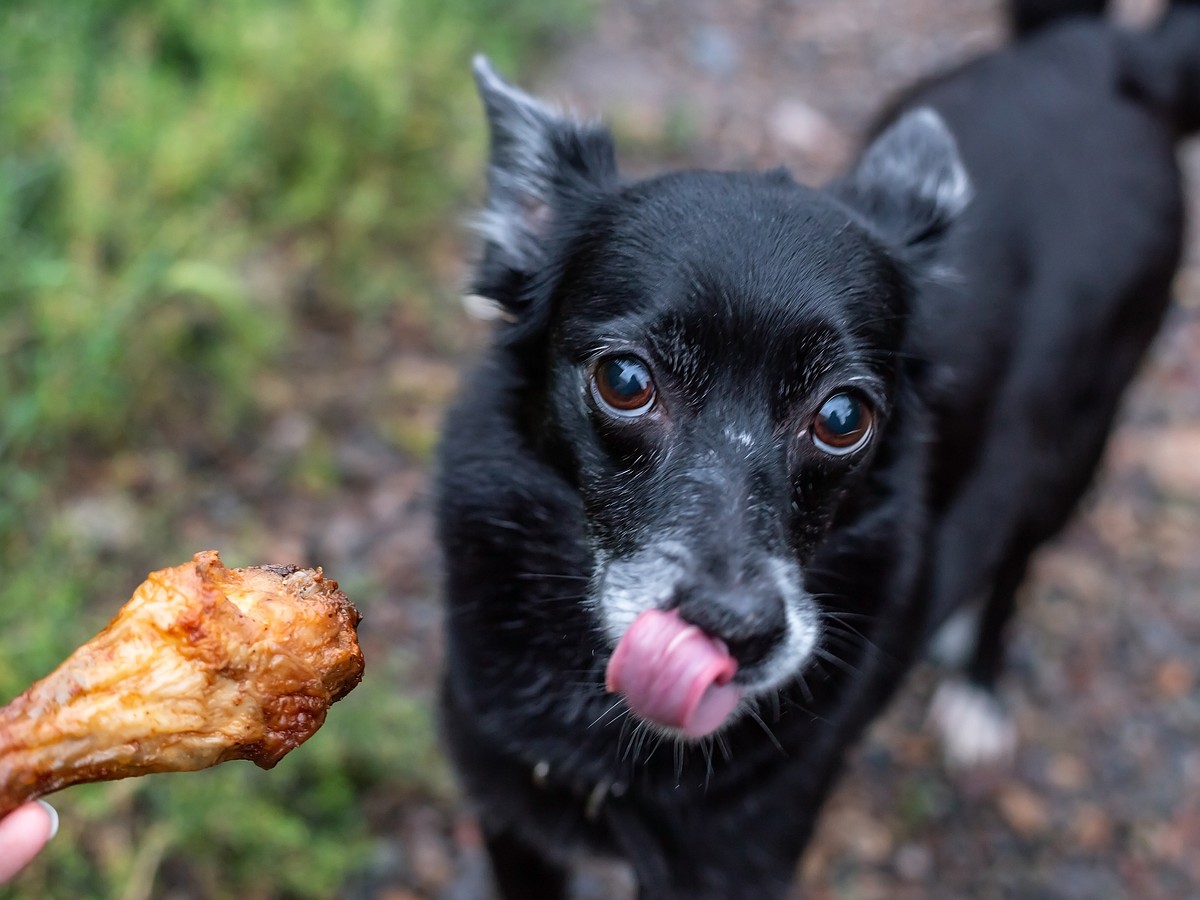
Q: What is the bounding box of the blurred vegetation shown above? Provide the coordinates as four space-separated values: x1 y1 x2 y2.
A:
0 0 587 896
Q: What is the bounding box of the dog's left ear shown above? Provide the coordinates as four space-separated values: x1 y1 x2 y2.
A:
835 108 971 255
469 56 617 318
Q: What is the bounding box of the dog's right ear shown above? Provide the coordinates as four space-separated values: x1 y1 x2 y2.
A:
833 108 971 261
469 56 617 320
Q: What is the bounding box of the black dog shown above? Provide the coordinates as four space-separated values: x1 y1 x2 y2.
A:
436 2 1200 896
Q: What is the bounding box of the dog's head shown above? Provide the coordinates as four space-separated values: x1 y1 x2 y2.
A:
467 58 969 739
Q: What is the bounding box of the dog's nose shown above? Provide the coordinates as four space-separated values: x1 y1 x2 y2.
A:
674 584 787 670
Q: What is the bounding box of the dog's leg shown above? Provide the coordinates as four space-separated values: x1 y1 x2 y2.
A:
483 827 570 900
927 559 1026 769
926 598 982 667
922 361 1081 766
924 277 1171 768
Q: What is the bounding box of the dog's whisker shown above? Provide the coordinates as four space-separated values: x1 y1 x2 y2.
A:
623 722 644 764
600 706 633 731
588 699 625 730
620 720 640 762
780 690 826 725
819 610 880 628
628 721 653 764
701 737 715 782
615 710 635 758
714 731 733 762
530 593 590 604
642 731 666 767
515 572 593 582
768 690 783 721
746 704 786 756
795 672 815 706
821 622 875 650
812 647 862 677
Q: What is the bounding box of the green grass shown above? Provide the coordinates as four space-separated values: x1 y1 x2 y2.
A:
0 0 589 895
0 0 583 464
7 663 451 900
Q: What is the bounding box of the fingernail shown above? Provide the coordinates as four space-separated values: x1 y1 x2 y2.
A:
35 801 58 840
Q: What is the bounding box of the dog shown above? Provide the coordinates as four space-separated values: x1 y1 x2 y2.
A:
436 2 1200 896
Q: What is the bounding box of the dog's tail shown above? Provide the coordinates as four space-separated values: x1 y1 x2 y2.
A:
1010 1 1200 139
1008 0 1108 38
1118 2 1200 138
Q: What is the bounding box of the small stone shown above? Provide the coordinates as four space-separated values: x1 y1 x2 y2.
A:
894 842 933 881
841 810 894 864
768 99 847 161
408 827 455 891
266 411 314 454
996 785 1051 837
1115 426 1200 500
1146 821 1187 864
1072 804 1113 851
1155 659 1194 699
689 25 739 78
57 491 142 554
1046 753 1089 792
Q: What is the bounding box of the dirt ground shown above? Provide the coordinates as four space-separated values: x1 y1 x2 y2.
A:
159 1 1200 896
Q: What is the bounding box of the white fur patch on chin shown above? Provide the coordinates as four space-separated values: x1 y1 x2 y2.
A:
927 679 1017 769
593 547 819 699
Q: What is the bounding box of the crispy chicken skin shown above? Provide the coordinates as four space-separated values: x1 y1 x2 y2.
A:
0 551 364 817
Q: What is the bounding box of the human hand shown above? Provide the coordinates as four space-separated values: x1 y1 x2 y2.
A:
0 801 57 884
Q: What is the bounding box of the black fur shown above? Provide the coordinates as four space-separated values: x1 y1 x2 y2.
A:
1009 0 1108 37
436 5 1200 898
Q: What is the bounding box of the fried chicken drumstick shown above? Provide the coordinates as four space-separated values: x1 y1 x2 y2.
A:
0 551 364 818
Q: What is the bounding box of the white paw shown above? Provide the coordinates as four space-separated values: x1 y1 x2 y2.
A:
926 605 981 667
927 679 1017 769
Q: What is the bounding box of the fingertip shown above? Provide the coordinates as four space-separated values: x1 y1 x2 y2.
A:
0 801 56 883
34 801 58 841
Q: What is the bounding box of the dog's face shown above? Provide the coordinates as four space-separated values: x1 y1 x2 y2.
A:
544 175 908 693
468 59 968 738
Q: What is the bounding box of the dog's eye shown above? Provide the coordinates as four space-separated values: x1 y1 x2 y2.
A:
592 356 656 417
811 392 874 455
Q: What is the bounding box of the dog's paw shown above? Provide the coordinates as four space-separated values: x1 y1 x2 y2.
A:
927 679 1016 770
926 604 981 668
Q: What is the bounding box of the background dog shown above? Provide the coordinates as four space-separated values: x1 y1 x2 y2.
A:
437 2 1200 896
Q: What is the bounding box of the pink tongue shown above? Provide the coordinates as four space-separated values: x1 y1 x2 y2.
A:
605 609 740 737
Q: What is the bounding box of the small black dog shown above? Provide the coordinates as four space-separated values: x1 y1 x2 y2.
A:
436 2 1200 897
